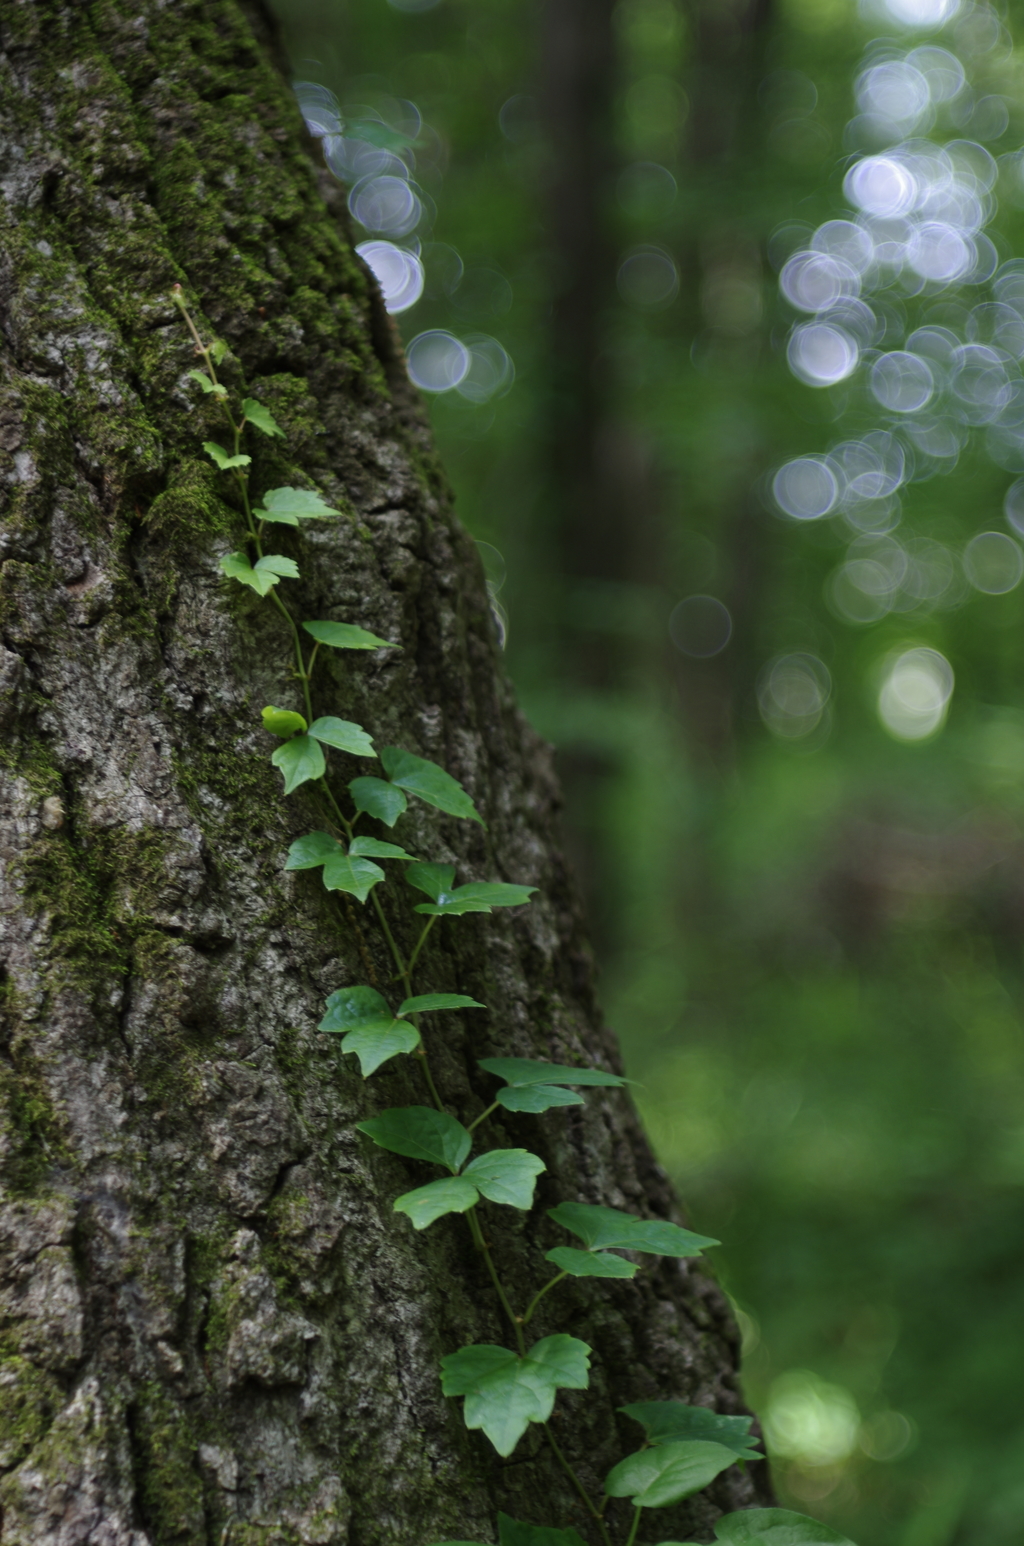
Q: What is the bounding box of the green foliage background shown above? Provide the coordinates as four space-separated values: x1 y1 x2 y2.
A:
271 1 1024 1542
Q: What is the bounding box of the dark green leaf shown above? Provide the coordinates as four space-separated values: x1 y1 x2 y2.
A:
414 881 536 917
620 1403 762 1461
220 551 277 596
307 716 375 757
405 862 456 901
241 398 285 437
349 836 415 861
345 118 420 151
544 1246 637 1279
548 1203 718 1257
261 705 307 737
498 1517 588 1546
302 619 398 650
285 831 342 870
203 440 251 470
255 553 299 580
479 1058 625 1090
187 368 227 397
255 487 341 525
341 1018 420 1076
714 1511 856 1546
321 851 385 902
271 734 326 794
350 776 408 827
440 1335 590 1457
497 1085 584 1113
605 1441 739 1508
358 1106 472 1172
462 1149 545 1209
394 1176 479 1229
397 993 485 1015
319 986 392 1032
380 746 483 824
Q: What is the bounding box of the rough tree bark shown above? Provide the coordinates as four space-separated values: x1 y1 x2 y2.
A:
0 2 771 1542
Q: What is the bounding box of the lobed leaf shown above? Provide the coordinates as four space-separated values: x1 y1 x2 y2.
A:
261 705 307 737
320 986 392 1032
496 1085 584 1114
394 1176 479 1229
303 619 397 650
350 776 407 827
414 881 536 917
341 1017 420 1076
271 734 326 794
713 1510 857 1546
307 716 375 757
255 486 341 525
203 440 251 470
350 836 416 861
209 340 228 365
255 553 299 580
241 398 285 437
405 862 455 901
605 1441 740 1509
620 1403 762 1461
498 1519 588 1546
440 1335 590 1457
358 1106 472 1172
220 551 277 596
380 746 483 824
479 1058 625 1090
397 993 485 1015
462 1149 545 1209
544 1246 637 1279
286 831 342 870
548 1202 718 1258
321 851 385 902
187 368 227 397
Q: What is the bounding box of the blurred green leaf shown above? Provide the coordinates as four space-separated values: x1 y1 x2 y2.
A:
605 1441 739 1508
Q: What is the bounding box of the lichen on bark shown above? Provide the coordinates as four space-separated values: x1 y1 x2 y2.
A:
0 1 772 1542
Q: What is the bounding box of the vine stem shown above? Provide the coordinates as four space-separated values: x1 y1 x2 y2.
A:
542 1423 614 1546
466 1101 499 1135
624 1504 642 1546
521 1270 568 1326
466 1207 525 1356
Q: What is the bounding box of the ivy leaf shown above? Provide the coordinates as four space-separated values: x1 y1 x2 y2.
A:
203 440 251 470
187 369 227 397
340 1017 421 1076
548 1203 719 1258
397 994 485 1015
394 1176 479 1229
380 746 483 824
620 1403 762 1461
209 340 228 365
220 551 278 596
497 1085 584 1113
479 1058 625 1090
255 554 299 580
319 986 392 1031
241 398 285 437
307 717 376 757
303 619 398 650
440 1335 591 1457
285 831 342 870
350 776 408 827
271 734 326 794
321 851 385 902
544 1246 637 1279
414 882 537 917
256 487 341 525
713 1512 856 1545
261 705 307 737
605 1441 740 1509
405 862 455 901
358 1106 472 1172
462 1149 545 1209
349 836 416 861
498 1518 588 1546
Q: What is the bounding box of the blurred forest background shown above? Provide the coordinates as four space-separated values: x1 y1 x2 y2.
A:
266 1 1024 1541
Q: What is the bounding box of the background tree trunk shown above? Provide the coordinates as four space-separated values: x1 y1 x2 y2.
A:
0 2 770 1541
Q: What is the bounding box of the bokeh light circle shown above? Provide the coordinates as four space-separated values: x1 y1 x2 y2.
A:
772 458 840 520
405 331 471 392
355 240 425 314
758 654 832 739
870 351 934 412
669 596 733 658
787 323 859 387
877 647 954 741
963 531 1024 593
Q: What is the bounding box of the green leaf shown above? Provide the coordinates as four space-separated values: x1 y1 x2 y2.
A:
303 619 398 650
620 1403 762 1461
394 1176 479 1229
286 831 342 870
256 487 341 525
440 1335 590 1457
397 994 485 1015
714 1510 856 1546
358 1106 472 1172
220 551 277 596
548 1203 719 1258
498 1518 588 1546
479 1058 625 1090
241 398 285 437
307 717 376 757
255 553 299 580
341 1017 420 1076
350 836 416 861
405 862 455 901
319 986 392 1032
414 881 536 917
203 440 251 470
209 340 228 365
345 118 420 151
350 776 408 827
605 1441 740 1509
380 746 483 824
187 368 227 397
321 851 385 902
544 1246 637 1279
462 1149 545 1209
271 734 326 794
261 705 307 737
497 1085 584 1113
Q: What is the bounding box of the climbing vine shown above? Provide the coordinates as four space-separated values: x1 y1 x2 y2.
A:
172 287 860 1546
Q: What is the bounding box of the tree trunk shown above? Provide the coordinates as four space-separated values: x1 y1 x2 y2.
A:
0 3 770 1542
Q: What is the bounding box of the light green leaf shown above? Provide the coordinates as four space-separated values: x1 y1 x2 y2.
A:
255 553 299 580
714 1510 856 1546
256 487 342 525
358 1106 472 1172
405 862 455 901
203 440 251 470
350 836 416 861
544 1246 637 1279
345 118 420 151
220 551 277 596
548 1203 719 1258
302 619 398 650
341 1017 420 1076
307 717 376 757
440 1335 591 1457
620 1403 762 1461
209 340 228 365
241 398 285 437
498 1517 588 1546
322 850 385 902
319 986 392 1032
394 1176 479 1229
286 831 342 870
479 1058 625 1090
397 993 485 1015
187 369 227 397
261 705 307 737
380 746 483 824
350 776 408 827
605 1441 740 1509
271 734 326 794
497 1085 584 1113
414 881 537 917
463 1149 545 1209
